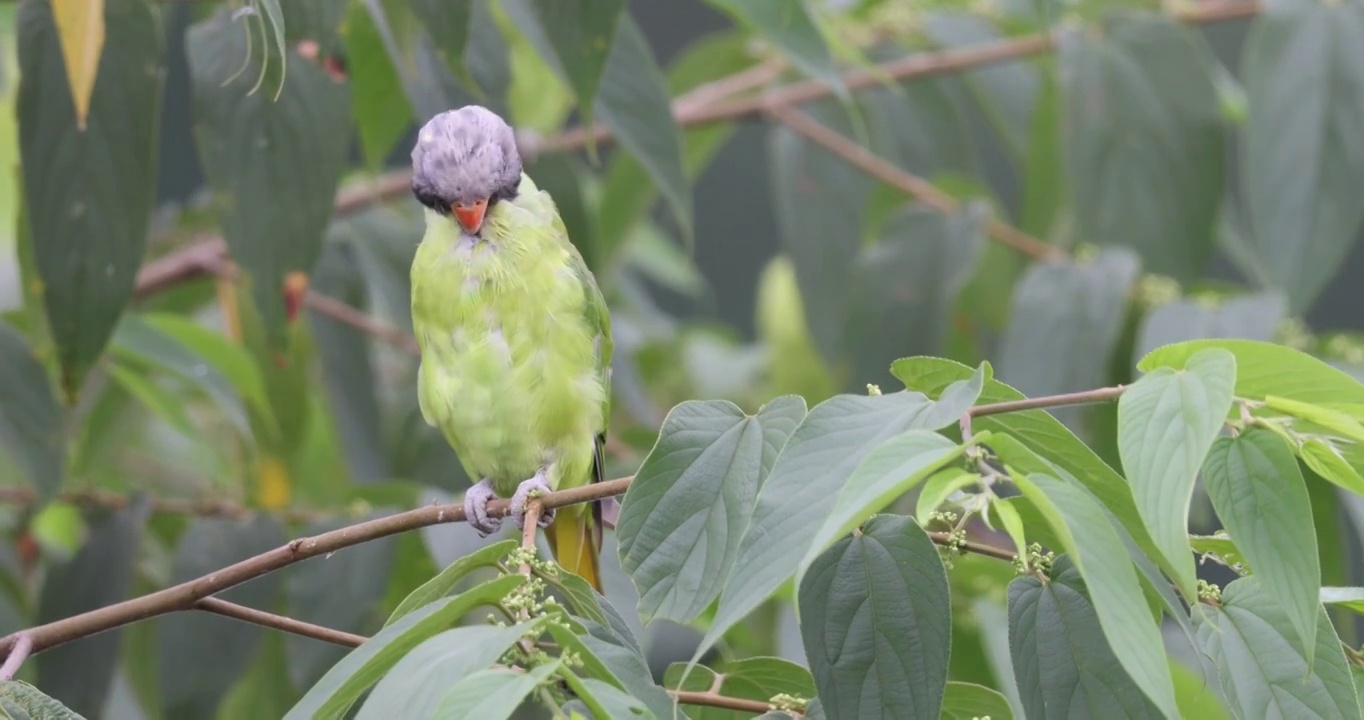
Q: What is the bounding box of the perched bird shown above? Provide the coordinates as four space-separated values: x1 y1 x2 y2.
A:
409 105 612 591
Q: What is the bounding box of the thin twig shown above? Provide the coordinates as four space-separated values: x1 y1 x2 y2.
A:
671 690 776 715
519 501 543 579
0 633 30 681
969 385 1126 418
304 291 419 356
194 598 366 648
928 531 1016 562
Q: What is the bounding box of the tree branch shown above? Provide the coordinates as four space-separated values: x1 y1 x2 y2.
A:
670 690 777 715
194 598 366 648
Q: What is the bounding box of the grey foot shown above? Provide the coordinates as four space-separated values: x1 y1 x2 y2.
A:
509 470 555 530
463 478 502 537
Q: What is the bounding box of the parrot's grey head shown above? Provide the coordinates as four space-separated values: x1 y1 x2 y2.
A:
410 105 522 235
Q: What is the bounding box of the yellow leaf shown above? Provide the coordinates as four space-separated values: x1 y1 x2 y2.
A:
256 454 292 509
52 0 104 131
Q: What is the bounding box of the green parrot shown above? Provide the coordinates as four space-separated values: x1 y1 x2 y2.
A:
408 105 612 591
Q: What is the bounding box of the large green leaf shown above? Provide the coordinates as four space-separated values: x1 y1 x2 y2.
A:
1061 11 1223 278
1240 0 1364 311
284 574 525 720
923 11 1038 159
845 203 986 389
940 681 1014 720
574 616 679 720
799 429 969 579
798 515 951 720
1008 555 1162 719
616 396 805 625
1139 339 1364 407
157 515 287 720
664 658 815 720
343 0 411 167
355 621 542 720
34 501 147 717
0 322 63 503
407 0 473 89
1132 292 1287 366
432 662 561 719
0 681 85 720
1195 576 1360 719
859 66 976 180
513 0 625 134
17 0 162 395
1202 428 1320 664
1011 474 1179 717
996 247 1140 428
1118 347 1236 600
186 8 352 345
385 539 516 625
698 368 985 658
703 0 842 94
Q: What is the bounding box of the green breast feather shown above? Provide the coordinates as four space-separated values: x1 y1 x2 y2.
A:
410 174 612 498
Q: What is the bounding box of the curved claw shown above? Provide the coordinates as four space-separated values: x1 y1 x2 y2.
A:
463 478 502 537
509 470 555 530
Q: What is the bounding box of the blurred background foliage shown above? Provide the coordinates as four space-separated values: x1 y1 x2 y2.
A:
2 0 1364 717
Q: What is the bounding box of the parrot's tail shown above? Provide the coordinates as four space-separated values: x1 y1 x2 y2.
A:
546 434 606 592
547 503 602 592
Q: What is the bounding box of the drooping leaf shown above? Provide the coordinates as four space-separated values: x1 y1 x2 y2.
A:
0 680 85 720
1195 576 1360 719
503 0 625 138
704 0 842 95
355 621 543 720
407 0 473 88
1061 11 1224 278
285 514 397 690
17 0 163 395
385 539 516 626
186 7 352 345
996 247 1140 429
157 515 287 720
35 501 147 717
1010 474 1179 717
698 368 985 658
664 658 816 720
940 681 1015 720
342 0 411 167
432 662 561 719
1132 292 1287 366
845 203 986 389
859 62 976 180
1007 555 1162 719
0 322 64 504
617 396 805 625
574 616 679 720
49 0 103 130
799 429 970 579
799 515 951 720
1118 347 1237 600
1240 0 1364 311
1202 428 1320 663
923 11 1038 159
284 575 525 720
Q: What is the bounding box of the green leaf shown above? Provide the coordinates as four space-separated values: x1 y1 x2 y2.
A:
698 368 985 658
996 247 1140 426
1140 339 1364 405
186 7 352 345
0 322 64 504
892 357 1163 572
562 674 656 719
617 396 805 625
407 0 473 89
1118 347 1237 600
1195 576 1360 719
157 515 286 720
845 203 986 389
798 515 951 720
1264 394 1364 443
342 0 411 167
285 574 525 720
1299 438 1364 495
915 467 979 525
573 617 681 720
923 11 1038 159
35 501 146 717
799 429 969 579
1132 292 1287 366
1321 586 1364 615
940 681 1015 720
0 680 86 720
704 0 842 95
664 658 815 720
1202 428 1320 662
594 16 693 247
385 539 517 626
285 514 397 689
504 0 625 139
1007 555 1162 719
1062 11 1224 279
17 0 163 395
433 661 561 719
1240 0 1364 311
1011 474 1179 717
355 620 543 720
106 362 196 437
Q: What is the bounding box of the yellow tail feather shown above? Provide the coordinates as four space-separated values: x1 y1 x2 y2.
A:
546 503 602 592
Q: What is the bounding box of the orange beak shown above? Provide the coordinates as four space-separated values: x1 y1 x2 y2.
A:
453 199 488 234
